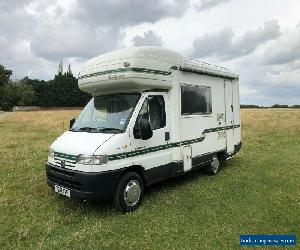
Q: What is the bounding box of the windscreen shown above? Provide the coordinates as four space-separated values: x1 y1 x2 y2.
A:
71 93 140 132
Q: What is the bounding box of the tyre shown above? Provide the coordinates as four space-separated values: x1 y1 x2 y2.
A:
113 172 144 213
205 154 222 175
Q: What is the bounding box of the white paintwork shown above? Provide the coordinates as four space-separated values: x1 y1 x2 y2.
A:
51 131 114 155
49 46 241 176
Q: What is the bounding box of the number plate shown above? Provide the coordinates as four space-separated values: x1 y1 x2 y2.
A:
54 185 70 197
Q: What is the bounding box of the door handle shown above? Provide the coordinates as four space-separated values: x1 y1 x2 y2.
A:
165 132 170 141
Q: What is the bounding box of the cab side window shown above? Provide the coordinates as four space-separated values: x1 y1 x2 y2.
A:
135 95 166 130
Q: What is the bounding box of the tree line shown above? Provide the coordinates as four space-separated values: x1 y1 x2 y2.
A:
0 64 91 111
240 104 300 109
0 64 299 111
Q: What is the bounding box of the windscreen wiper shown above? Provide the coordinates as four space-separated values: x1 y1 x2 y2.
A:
96 127 123 133
71 127 95 132
71 127 123 133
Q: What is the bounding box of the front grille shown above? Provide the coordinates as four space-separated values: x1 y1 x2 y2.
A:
53 152 77 168
47 173 82 191
54 157 76 168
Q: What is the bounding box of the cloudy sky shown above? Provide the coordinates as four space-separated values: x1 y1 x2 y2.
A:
1 0 300 105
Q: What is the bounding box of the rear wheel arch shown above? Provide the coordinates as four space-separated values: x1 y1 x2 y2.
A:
217 151 226 163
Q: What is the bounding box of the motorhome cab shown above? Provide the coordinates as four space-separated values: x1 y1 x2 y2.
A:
46 46 242 212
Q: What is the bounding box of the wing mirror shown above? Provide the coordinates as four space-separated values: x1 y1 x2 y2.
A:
69 118 76 129
134 118 153 140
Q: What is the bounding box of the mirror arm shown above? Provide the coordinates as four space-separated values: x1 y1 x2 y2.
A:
69 118 76 129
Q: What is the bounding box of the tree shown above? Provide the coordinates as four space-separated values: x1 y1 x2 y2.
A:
0 63 90 110
0 65 12 87
240 104 262 109
0 65 13 109
50 72 90 107
16 82 36 106
271 104 289 108
1 84 18 110
291 105 300 109
67 64 73 76
20 77 47 106
1 81 36 110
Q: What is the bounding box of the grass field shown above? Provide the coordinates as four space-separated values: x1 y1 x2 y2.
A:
0 109 299 249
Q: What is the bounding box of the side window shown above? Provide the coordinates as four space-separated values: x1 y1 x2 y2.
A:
148 95 166 129
137 98 149 120
135 95 166 130
181 85 212 115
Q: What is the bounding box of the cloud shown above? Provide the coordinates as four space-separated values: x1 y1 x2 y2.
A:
194 0 230 11
132 30 163 47
234 50 300 106
72 0 190 27
241 82 300 106
27 0 124 61
28 0 189 61
0 0 191 79
192 20 280 59
238 23 300 105
192 28 234 57
263 24 300 65
0 0 32 11
0 0 299 105
30 23 124 61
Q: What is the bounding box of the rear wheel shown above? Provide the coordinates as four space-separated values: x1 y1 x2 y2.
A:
205 154 222 175
113 172 144 213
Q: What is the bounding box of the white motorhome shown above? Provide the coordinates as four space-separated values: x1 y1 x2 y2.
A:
46 47 242 212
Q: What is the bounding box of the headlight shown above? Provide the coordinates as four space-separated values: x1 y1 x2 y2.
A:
77 155 108 165
48 149 55 159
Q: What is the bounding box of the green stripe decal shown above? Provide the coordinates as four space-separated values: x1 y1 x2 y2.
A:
54 152 78 161
108 124 240 161
78 67 171 80
55 125 240 162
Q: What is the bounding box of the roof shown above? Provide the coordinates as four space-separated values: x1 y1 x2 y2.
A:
78 46 238 83
83 46 186 66
79 46 186 78
180 59 239 80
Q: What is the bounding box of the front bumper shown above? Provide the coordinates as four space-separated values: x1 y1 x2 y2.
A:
46 163 124 201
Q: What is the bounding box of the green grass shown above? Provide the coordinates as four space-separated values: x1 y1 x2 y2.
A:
0 109 299 249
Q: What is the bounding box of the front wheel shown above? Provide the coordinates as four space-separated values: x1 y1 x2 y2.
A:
205 154 223 175
113 172 144 213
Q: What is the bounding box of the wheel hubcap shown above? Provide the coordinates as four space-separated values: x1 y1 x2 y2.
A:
123 180 141 206
211 155 220 172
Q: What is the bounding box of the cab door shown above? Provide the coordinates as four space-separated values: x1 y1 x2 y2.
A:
130 92 171 179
